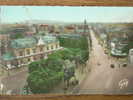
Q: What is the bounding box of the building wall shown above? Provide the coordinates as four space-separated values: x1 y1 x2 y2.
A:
0 34 10 54
4 41 61 69
129 49 133 64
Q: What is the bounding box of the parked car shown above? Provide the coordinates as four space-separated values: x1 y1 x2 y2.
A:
110 64 115 68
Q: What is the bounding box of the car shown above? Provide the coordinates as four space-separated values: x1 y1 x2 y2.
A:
110 64 115 68
122 63 127 67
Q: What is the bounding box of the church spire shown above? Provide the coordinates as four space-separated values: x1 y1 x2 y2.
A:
84 19 87 34
84 19 87 25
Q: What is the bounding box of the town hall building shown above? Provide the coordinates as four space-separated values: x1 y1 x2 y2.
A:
0 34 63 69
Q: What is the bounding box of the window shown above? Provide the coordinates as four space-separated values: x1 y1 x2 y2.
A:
27 58 31 62
19 51 23 56
32 48 36 53
26 49 30 55
47 46 49 50
40 47 43 52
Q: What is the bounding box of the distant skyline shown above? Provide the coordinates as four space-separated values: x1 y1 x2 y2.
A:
1 6 133 23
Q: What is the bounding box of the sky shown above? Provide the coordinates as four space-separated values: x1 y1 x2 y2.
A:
1 6 133 23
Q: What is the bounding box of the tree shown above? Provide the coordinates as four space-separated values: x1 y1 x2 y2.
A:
27 34 89 93
27 57 64 93
58 35 89 64
58 35 88 50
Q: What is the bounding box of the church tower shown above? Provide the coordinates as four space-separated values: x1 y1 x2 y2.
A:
83 19 88 34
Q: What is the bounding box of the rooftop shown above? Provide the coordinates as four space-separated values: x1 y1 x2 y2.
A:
11 37 37 49
11 35 58 49
1 35 59 61
1 52 15 61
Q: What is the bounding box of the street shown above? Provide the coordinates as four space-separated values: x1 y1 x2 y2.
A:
0 28 133 95
0 67 28 94
77 29 133 94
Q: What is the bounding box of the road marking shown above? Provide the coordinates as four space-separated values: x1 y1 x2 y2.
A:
118 79 129 89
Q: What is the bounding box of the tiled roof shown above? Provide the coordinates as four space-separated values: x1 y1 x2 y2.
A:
1 35 59 61
11 35 58 49
11 37 37 49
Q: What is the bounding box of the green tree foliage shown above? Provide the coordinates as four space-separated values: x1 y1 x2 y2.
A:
27 57 64 93
27 34 89 93
58 35 89 64
48 48 77 61
58 35 88 50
